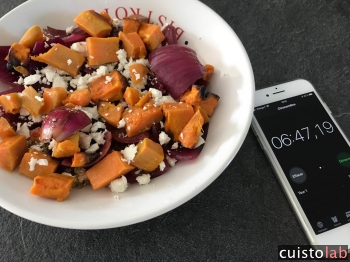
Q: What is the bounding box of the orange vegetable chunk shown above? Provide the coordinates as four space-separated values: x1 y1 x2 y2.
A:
138 23 165 51
7 43 30 68
31 43 85 77
19 25 45 49
99 10 113 25
129 63 149 87
97 101 124 128
21 86 44 117
74 10 112 37
132 138 164 172
71 152 90 167
86 151 135 190
162 102 194 141
30 173 75 202
118 31 147 59
123 87 141 106
122 103 163 137
179 110 204 149
0 135 28 171
40 87 68 115
86 37 120 66
52 133 80 158
0 93 22 114
123 18 141 33
202 64 215 82
62 89 91 107
88 70 127 103
135 91 152 108
194 106 210 124
19 149 58 179
0 117 17 140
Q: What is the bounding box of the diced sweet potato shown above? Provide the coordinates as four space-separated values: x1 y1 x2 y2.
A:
7 43 31 69
180 85 220 116
123 18 141 33
97 101 124 128
86 151 135 189
0 135 28 171
74 10 112 37
127 14 149 23
132 138 164 172
194 105 210 124
162 102 194 141
19 150 58 179
123 87 141 106
129 63 149 87
21 86 44 117
31 43 85 77
202 64 215 82
52 133 80 158
138 23 165 51
0 117 17 140
30 173 75 202
99 10 113 25
86 37 120 66
118 31 147 59
40 87 68 115
89 70 127 103
19 25 45 49
135 91 152 107
71 152 90 167
122 103 163 137
62 89 91 107
0 93 22 114
179 110 204 149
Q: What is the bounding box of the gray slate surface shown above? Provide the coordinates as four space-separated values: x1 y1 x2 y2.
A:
1 0 350 261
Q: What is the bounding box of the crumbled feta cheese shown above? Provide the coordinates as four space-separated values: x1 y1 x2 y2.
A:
16 123 30 138
5 95 10 100
159 131 171 145
82 106 98 119
136 174 151 185
44 42 49 48
166 156 177 167
117 118 126 128
70 42 87 57
41 67 56 82
112 18 124 28
131 69 141 80
91 121 106 132
67 59 72 65
105 75 112 84
79 132 92 150
85 143 99 154
171 142 179 149
135 169 141 175
24 74 41 86
62 172 73 176
35 96 44 102
16 76 24 85
194 136 206 148
121 144 137 164
160 121 164 129
66 25 75 34
159 161 166 171
110 175 128 193
48 140 56 150
28 157 48 171
91 132 106 145
52 74 68 89
30 145 43 152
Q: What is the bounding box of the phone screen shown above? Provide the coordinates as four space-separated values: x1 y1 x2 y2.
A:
254 92 350 235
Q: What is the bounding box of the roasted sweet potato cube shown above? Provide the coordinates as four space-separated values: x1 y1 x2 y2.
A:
180 85 220 116
7 43 30 69
0 135 28 171
138 23 165 51
31 43 85 77
86 151 135 189
179 110 204 149
127 14 149 23
89 70 127 103
202 64 215 82
71 152 90 167
123 87 141 106
86 37 120 66
0 117 17 140
135 92 152 107
52 132 80 158
40 87 67 115
0 93 22 114
162 102 194 141
97 101 124 128
99 10 113 25
118 31 147 59
74 10 112 37
19 25 45 49
129 63 149 87
19 150 58 179
122 103 163 137
21 86 44 117
30 173 75 202
132 138 164 172
194 106 210 124
62 89 91 107
123 18 141 33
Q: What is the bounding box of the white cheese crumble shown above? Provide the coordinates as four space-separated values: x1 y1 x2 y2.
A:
166 156 177 167
121 144 137 164
67 59 72 65
30 145 43 152
117 118 126 128
34 96 44 102
91 121 106 132
110 175 128 193
62 172 73 176
48 139 56 150
159 131 171 145
136 174 151 185
194 136 206 148
85 143 99 154
70 42 87 57
159 161 166 171
24 74 41 86
79 132 92 150
105 76 112 84
28 157 48 171
171 142 179 149
91 132 106 145
16 123 30 138
66 26 75 34
82 106 99 120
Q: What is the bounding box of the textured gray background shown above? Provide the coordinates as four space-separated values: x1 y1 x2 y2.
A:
1 0 350 261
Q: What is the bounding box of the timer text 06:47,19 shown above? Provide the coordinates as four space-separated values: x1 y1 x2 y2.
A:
270 121 334 149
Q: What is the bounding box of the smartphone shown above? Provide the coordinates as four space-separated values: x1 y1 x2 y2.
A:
251 79 350 250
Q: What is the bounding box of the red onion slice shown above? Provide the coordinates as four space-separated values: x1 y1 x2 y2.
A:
149 45 205 100
40 106 91 142
162 25 178 46
111 128 149 144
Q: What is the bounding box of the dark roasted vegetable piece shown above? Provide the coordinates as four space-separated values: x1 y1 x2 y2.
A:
6 43 30 72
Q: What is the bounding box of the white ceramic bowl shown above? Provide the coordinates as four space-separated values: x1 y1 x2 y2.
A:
0 0 254 229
